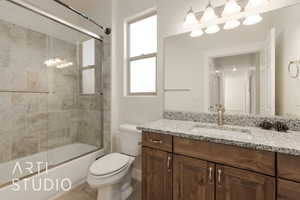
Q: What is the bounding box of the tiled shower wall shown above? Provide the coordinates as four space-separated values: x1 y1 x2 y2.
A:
0 18 110 164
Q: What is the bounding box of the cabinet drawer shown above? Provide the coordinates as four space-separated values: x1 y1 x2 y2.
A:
174 137 275 176
278 179 300 200
142 132 173 152
278 153 300 182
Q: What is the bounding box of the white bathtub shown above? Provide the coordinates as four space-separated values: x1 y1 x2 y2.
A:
0 143 105 200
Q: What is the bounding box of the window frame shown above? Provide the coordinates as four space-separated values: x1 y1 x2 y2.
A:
126 12 157 96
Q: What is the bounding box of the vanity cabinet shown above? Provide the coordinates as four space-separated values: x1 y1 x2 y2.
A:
216 165 275 200
277 154 300 200
277 179 300 200
277 153 300 182
173 155 215 200
142 131 283 200
174 137 275 176
142 146 172 200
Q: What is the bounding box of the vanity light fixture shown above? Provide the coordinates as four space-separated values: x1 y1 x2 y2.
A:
186 0 269 37
190 27 204 37
224 20 240 30
222 0 241 30
243 13 263 25
184 7 199 26
205 25 220 34
201 1 218 23
222 0 241 16
243 0 268 25
245 0 269 10
201 1 220 34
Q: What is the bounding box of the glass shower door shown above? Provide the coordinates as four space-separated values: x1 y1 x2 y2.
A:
0 0 104 187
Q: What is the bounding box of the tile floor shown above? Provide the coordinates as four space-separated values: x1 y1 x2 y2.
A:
55 183 97 200
55 180 141 200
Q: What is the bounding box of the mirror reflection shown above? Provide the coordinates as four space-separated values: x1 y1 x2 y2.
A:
164 3 300 117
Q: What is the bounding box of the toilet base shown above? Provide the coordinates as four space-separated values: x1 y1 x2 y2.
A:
97 184 121 200
97 182 133 200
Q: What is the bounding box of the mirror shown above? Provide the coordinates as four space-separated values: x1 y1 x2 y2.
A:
164 3 300 117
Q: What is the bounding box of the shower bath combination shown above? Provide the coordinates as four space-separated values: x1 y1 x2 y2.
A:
0 0 111 198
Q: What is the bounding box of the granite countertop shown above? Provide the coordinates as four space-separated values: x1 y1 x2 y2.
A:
137 119 300 156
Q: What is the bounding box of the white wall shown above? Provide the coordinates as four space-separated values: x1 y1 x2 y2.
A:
111 0 162 150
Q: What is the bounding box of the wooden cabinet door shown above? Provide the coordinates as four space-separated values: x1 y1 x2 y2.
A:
142 147 172 200
216 165 275 200
173 155 215 200
278 179 300 200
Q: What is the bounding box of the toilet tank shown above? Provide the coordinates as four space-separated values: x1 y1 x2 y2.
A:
119 124 141 156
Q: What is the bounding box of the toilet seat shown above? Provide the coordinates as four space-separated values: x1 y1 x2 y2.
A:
89 153 130 177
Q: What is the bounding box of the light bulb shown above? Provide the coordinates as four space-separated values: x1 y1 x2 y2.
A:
56 62 73 69
245 0 269 10
44 58 62 67
222 0 241 17
224 19 240 30
201 2 218 23
184 8 198 26
190 28 204 37
205 25 220 34
243 14 263 25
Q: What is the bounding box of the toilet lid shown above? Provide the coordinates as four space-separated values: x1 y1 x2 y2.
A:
89 153 130 176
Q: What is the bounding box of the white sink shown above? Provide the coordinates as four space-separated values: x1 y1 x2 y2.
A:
192 123 251 133
190 123 253 140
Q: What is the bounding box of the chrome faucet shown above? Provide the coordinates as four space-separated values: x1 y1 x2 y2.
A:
210 104 225 126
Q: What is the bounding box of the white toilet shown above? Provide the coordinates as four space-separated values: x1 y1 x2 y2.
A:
87 124 141 200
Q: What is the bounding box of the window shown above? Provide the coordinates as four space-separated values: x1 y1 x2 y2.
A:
81 38 97 95
127 13 157 95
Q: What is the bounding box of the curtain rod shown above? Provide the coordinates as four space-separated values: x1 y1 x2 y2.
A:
52 0 111 35
5 0 103 41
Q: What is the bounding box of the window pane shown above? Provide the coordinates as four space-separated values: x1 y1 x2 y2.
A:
82 69 95 94
130 57 156 93
82 39 95 67
130 15 157 57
